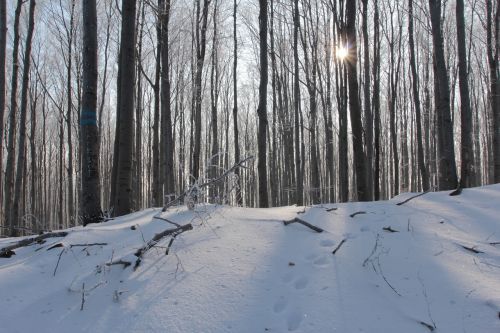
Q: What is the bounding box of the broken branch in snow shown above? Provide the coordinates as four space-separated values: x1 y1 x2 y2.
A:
489 242 500 246
53 248 66 276
80 283 85 311
383 226 399 233
0 231 68 258
154 216 181 227
162 156 253 211
419 321 435 332
283 217 324 233
332 239 346 255
363 234 380 267
133 223 193 270
396 188 433 206
350 211 366 218
325 207 337 212
460 244 484 254
106 259 132 269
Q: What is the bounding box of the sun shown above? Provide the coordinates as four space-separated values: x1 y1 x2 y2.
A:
336 45 349 60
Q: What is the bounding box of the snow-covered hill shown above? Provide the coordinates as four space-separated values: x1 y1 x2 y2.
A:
1 185 500 333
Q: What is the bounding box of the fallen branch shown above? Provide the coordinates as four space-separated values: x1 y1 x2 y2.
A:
383 226 399 233
332 239 346 255
105 259 132 269
489 242 500 246
283 217 324 233
133 223 193 270
163 156 253 211
396 188 433 206
154 216 181 227
53 249 66 276
70 243 108 248
350 211 366 218
460 244 484 254
80 283 85 311
325 207 337 212
0 231 68 258
419 321 435 332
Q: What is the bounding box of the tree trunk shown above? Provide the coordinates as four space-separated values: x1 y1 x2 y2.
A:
233 0 242 206
192 0 210 181
293 0 303 205
456 0 474 188
361 0 373 200
486 0 500 183
4 0 23 234
161 0 174 200
428 0 458 190
257 0 269 208
346 0 369 201
113 0 137 216
81 0 102 225
11 0 36 236
408 0 430 191
0 1 6 224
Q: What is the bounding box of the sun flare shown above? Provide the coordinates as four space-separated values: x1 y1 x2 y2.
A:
336 45 349 60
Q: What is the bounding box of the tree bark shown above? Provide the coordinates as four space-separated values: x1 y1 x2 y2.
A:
408 0 430 191
455 0 474 188
346 0 369 201
11 0 36 236
4 0 23 234
293 0 303 205
428 0 458 190
113 0 137 216
81 0 102 225
257 0 269 208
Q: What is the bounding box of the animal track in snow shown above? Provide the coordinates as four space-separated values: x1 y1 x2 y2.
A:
320 239 335 247
294 276 309 290
273 297 288 313
313 255 330 267
287 309 304 331
282 271 294 283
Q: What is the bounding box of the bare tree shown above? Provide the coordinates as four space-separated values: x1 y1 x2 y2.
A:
81 0 102 225
257 0 269 207
428 0 458 190
346 0 369 201
113 0 137 216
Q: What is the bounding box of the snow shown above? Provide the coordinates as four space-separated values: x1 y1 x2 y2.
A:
1 185 500 333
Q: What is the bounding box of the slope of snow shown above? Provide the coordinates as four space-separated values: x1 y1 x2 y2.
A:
1 185 500 333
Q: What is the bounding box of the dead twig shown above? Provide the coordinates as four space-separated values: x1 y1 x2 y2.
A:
154 216 181 227
283 217 324 233
106 260 132 269
80 283 85 311
53 248 66 276
419 321 435 331
350 211 366 218
332 239 346 255
325 207 337 212
383 226 399 233
363 234 380 267
460 244 484 254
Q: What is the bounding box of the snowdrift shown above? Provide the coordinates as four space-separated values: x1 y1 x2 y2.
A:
1 185 500 332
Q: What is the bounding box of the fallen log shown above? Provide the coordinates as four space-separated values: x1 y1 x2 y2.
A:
349 211 367 218
0 231 68 258
283 218 324 233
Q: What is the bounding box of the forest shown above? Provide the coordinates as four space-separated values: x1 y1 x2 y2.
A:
0 0 498 235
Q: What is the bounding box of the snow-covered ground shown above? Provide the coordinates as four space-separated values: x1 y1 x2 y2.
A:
1 185 500 333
